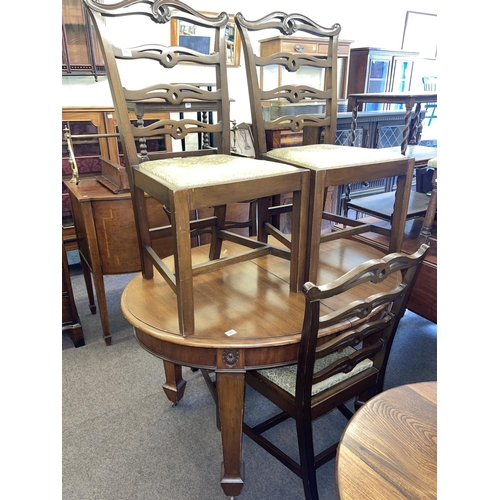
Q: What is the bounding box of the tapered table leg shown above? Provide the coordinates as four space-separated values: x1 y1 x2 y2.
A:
217 370 245 497
162 360 187 405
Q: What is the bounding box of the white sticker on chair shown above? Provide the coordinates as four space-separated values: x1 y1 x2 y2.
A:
225 329 237 336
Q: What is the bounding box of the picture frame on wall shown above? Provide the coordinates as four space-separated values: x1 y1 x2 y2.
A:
170 12 241 66
402 11 437 58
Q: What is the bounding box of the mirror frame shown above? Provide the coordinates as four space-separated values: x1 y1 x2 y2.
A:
170 12 241 67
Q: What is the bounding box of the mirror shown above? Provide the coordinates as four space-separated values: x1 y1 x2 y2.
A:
170 12 241 66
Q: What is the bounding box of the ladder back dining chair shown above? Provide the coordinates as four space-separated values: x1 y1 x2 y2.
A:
83 0 310 335
243 243 429 500
235 11 414 284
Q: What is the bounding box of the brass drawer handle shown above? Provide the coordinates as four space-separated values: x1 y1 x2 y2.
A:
294 44 305 52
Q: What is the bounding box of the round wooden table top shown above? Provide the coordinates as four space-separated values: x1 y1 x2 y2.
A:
121 238 400 346
336 381 437 500
121 238 401 368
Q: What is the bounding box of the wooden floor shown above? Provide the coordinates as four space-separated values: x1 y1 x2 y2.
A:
351 215 437 324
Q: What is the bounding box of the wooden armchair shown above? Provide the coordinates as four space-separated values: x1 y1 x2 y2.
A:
83 0 310 335
243 243 429 500
235 12 414 284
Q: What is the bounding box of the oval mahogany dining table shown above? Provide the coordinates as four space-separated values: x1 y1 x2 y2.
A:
121 238 401 498
336 381 437 500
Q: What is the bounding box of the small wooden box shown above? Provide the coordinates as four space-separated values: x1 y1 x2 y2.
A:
95 157 130 193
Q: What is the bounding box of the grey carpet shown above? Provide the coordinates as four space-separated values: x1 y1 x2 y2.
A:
63 266 437 500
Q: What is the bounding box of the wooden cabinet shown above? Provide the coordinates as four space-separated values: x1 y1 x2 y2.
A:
65 178 178 345
259 37 353 101
62 0 105 80
347 48 419 111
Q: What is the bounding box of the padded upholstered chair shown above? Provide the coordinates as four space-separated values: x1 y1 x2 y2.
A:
235 12 414 284
83 1 310 335
243 243 429 500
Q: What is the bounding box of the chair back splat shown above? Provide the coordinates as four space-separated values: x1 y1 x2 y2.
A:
235 12 414 284
83 1 310 335
243 243 429 500
236 12 341 156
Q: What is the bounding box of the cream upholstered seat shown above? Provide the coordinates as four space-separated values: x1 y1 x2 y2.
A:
243 244 430 500
255 346 373 396
139 154 299 187
235 12 415 284
83 0 310 336
266 143 404 170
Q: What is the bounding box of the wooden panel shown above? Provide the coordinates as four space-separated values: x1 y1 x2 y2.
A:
406 261 437 324
92 197 169 274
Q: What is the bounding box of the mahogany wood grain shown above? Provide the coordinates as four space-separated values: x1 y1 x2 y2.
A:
121 238 400 497
336 381 437 500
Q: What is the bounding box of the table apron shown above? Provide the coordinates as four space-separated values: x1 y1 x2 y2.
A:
134 327 301 370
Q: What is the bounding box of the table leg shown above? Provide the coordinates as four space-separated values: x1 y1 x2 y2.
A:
162 360 187 405
401 102 413 155
217 370 245 497
80 257 96 314
91 269 112 346
78 201 111 345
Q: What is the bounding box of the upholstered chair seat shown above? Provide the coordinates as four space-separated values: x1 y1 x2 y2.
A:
255 346 373 397
266 144 404 171
140 154 300 187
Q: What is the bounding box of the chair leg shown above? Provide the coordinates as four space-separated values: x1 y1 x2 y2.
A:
171 191 195 335
132 186 155 280
306 170 327 284
209 205 227 260
296 412 319 500
257 197 271 243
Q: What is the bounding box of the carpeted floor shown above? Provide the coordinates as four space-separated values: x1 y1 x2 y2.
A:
62 266 437 499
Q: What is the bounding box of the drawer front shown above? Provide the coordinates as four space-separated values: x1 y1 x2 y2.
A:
337 43 351 56
261 37 349 58
280 40 320 55
318 42 350 56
